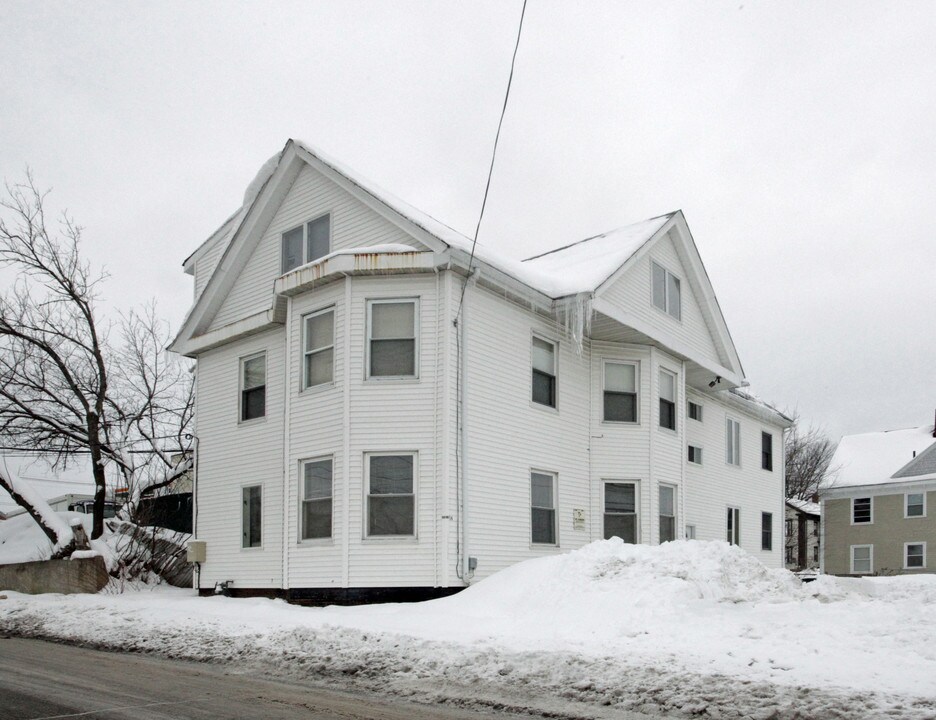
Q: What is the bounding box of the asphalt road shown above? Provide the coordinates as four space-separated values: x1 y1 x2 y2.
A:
0 637 518 720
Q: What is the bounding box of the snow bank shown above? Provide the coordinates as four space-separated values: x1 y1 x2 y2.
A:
2 540 935 719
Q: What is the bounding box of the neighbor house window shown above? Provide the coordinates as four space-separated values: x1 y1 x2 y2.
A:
659 485 676 543
688 400 703 421
905 542 925 569
688 445 703 465
852 497 872 524
281 214 331 274
850 544 872 574
761 432 773 471
603 482 637 543
727 507 740 545
532 337 557 408
761 512 773 551
785 518 793 536
303 308 334 388
242 485 262 548
659 369 676 431
366 453 415 536
240 353 266 421
726 418 741 466
603 361 637 422
685 524 696 540
531 471 557 544
300 458 333 540
785 547 794 564
651 260 681 320
906 493 926 518
813 545 819 563
367 299 417 378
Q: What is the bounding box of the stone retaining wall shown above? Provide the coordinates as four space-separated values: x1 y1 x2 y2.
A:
0 555 109 594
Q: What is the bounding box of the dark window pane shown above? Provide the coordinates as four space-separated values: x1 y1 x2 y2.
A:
605 483 635 513
604 392 636 422
667 273 681 319
303 460 332 500
243 486 261 548
660 515 676 542
652 262 666 311
761 512 773 550
370 339 415 376
307 215 330 262
302 498 332 539
532 370 555 407
369 455 413 495
853 498 871 523
242 386 265 421
604 513 636 542
282 227 303 273
368 495 414 535
660 398 675 430
762 432 773 471
532 507 555 544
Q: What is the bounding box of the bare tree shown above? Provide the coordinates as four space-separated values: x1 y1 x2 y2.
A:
0 173 192 542
785 414 838 500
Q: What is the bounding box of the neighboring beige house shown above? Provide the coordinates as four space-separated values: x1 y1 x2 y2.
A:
821 422 936 575
785 498 820 571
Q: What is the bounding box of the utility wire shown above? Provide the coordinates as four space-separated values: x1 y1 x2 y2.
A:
455 0 528 320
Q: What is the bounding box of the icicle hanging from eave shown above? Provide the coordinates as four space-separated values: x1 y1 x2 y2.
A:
556 293 593 356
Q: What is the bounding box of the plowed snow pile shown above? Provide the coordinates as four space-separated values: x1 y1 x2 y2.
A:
3 539 935 719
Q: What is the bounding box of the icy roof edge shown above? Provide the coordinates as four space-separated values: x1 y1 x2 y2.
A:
728 388 794 427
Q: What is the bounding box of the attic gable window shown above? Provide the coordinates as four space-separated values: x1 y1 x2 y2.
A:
651 261 681 320
281 214 331 274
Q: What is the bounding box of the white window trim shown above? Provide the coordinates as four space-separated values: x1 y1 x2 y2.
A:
298 455 334 544
601 479 640 543
726 505 740 546
363 451 417 540
281 212 332 275
904 541 926 570
904 492 927 519
530 468 559 547
301 306 336 391
530 333 559 412
850 544 873 574
650 259 682 321
761 511 773 552
726 417 741 466
365 298 420 381
601 359 639 424
658 368 678 433
240 482 263 551
238 351 267 425
688 399 703 422
851 496 874 525
688 445 703 465
658 483 677 544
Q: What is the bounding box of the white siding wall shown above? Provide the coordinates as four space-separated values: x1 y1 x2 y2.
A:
210 165 426 331
684 388 784 567
194 327 285 588
193 232 228 301
601 231 725 368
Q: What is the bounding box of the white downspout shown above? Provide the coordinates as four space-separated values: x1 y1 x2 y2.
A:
281 295 292 591
341 275 352 587
459 279 471 584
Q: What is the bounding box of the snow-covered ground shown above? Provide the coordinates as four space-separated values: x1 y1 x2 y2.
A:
2 539 935 719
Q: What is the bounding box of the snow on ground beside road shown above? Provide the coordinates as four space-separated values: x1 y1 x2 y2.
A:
2 539 935 719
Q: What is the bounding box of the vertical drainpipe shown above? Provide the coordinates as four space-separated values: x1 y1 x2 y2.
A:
460 273 471 585
680 360 687 539
648 346 656 544
432 267 440 588
341 275 352 587
281 295 292 593
439 269 452 587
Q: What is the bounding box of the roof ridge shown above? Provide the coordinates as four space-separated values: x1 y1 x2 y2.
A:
521 212 677 263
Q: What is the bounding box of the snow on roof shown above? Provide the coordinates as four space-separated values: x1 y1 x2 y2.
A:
728 388 794 425
828 424 936 489
786 498 821 516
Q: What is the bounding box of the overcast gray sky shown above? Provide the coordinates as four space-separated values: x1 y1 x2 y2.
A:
2 0 934 441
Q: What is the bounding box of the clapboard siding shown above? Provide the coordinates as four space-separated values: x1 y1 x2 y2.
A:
684 388 784 567
601 230 724 368
194 234 225 300
210 164 428 331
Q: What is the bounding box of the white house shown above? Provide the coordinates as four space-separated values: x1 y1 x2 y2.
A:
170 139 791 602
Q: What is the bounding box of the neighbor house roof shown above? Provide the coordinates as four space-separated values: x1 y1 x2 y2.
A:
892 439 936 481
827 424 936 489
786 498 821 517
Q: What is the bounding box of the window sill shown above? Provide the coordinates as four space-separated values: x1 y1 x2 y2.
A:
531 401 559 414
238 416 268 427
601 419 640 427
300 382 337 396
297 538 334 547
362 536 419 544
240 546 264 552
365 376 421 384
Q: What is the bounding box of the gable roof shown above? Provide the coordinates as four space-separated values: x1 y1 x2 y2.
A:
171 139 743 381
892 438 936 480
828 424 936 489
786 498 821 516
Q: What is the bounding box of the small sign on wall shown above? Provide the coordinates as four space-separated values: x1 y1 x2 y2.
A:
572 508 586 531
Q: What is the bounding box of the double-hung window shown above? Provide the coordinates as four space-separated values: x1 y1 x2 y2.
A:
651 261 681 320
726 418 741 466
852 497 872 524
532 337 557 408
366 453 415 536
905 542 926 570
242 485 262 548
687 445 703 464
659 370 676 431
727 506 740 545
761 512 773 551
603 482 637 542
761 432 773 471
240 353 266 422
281 214 331 274
850 544 872 574
603 361 637 422
367 299 417 378
303 308 334 388
531 471 557 545
906 493 925 518
659 484 676 543
688 400 703 421
301 458 333 540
